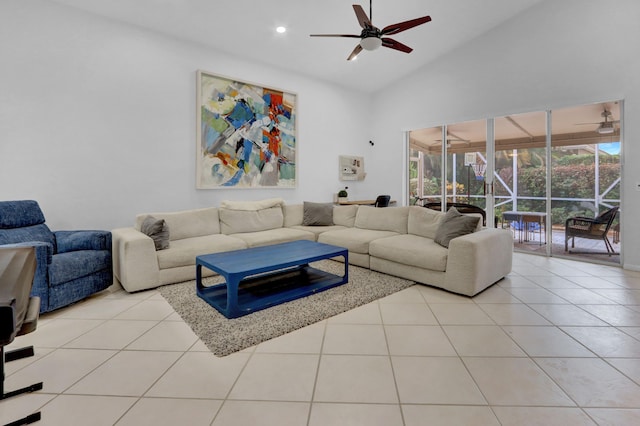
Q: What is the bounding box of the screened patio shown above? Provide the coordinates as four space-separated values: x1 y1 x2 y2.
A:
408 101 622 265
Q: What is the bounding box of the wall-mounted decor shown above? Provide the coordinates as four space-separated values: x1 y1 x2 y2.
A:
339 155 366 181
196 70 297 189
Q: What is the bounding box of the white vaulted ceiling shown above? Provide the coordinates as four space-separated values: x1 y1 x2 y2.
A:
48 0 545 93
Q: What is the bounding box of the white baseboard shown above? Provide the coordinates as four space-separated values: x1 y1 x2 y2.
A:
622 263 640 272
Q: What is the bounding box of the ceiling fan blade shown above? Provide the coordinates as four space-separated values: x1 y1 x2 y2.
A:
575 120 620 126
353 5 373 29
347 44 363 61
310 34 362 38
381 37 413 54
381 15 431 36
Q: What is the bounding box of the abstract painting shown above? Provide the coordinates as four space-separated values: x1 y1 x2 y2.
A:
196 70 297 189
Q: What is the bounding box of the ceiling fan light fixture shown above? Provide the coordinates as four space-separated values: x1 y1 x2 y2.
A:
597 126 615 135
597 122 615 134
360 36 382 51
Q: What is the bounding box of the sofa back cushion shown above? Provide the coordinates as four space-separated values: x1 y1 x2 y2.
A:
284 204 357 228
354 206 409 234
283 204 304 227
407 206 445 239
220 206 284 234
136 207 220 240
333 205 358 227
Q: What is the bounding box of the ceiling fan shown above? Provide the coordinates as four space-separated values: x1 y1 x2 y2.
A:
432 131 471 147
310 0 431 61
576 108 620 135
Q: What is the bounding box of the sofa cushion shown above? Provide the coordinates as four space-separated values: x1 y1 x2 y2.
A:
284 204 357 228
136 207 220 240
434 207 480 248
55 230 111 252
408 206 444 239
140 216 170 250
333 205 358 227
369 234 448 272
219 206 284 234
302 202 334 226
220 198 283 211
290 225 348 240
354 206 409 234
283 204 304 227
156 234 247 270
318 228 398 254
48 250 111 286
230 228 315 248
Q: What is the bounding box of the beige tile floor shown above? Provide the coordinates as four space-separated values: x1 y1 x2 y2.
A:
3 252 640 425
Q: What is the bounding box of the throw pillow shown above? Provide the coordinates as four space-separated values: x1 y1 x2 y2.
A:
434 207 480 248
140 215 170 250
302 202 334 226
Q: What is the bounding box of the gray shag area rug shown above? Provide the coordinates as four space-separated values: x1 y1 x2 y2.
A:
159 260 415 357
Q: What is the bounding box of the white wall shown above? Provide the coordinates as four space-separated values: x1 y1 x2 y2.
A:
0 0 371 230
368 0 640 269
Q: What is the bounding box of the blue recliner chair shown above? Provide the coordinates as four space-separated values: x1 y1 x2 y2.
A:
0 200 112 313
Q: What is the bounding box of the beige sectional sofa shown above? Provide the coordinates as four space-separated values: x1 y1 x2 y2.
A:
111 199 513 296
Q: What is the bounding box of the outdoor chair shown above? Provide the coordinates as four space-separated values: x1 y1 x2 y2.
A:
565 206 619 255
0 200 113 312
1 246 43 425
424 202 487 226
374 195 391 208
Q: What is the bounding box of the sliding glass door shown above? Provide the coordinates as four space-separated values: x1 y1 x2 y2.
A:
409 120 489 222
494 111 548 252
407 100 622 265
550 103 621 260
446 120 488 210
408 126 443 205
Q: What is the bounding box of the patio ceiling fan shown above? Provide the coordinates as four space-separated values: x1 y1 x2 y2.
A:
432 131 471 147
576 108 620 135
310 0 431 61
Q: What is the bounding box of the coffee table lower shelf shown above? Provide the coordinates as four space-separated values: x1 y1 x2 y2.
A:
197 265 346 318
196 241 348 319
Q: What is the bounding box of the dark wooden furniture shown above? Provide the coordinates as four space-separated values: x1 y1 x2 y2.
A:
565 206 619 255
424 202 487 226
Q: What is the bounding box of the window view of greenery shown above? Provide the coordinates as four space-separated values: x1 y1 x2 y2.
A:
551 145 620 224
408 148 441 204
410 149 489 207
408 126 445 205
494 144 621 225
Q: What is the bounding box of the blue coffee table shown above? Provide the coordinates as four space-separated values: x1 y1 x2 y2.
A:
196 240 349 318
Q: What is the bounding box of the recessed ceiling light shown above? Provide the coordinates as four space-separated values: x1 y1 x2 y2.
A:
276 26 286 34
